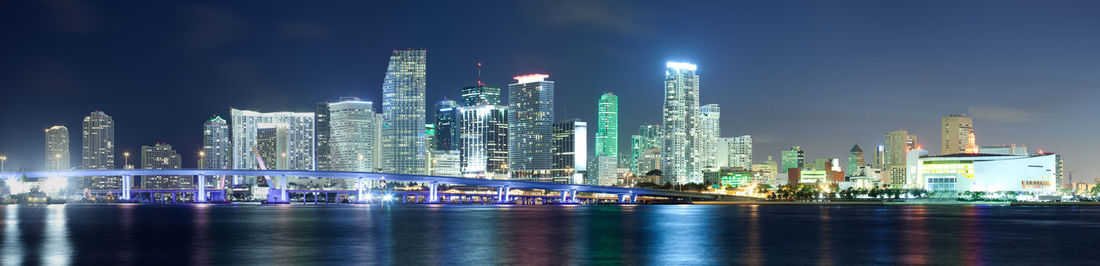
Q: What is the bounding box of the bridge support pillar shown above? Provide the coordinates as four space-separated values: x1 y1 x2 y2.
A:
428 182 439 203
497 185 511 203
267 175 289 204
631 193 637 204
560 190 569 203
196 175 207 203
121 175 132 201
356 177 366 203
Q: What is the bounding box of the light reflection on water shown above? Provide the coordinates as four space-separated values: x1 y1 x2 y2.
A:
1 204 1099 264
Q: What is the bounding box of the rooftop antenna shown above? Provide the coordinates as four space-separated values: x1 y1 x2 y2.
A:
477 62 484 86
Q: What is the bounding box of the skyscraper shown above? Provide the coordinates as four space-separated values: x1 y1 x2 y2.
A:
662 62 701 184
230 108 314 173
781 146 805 172
83 111 116 189
595 93 619 157
508 74 555 179
461 84 502 106
314 102 332 171
329 98 376 172
552 120 587 184
884 130 912 186
595 93 618 185
846 144 865 177
44 125 70 170
141 143 185 189
941 114 973 155
434 99 459 151
630 124 663 176
202 116 231 170
729 135 752 169
381 49 428 175
698 104 721 171
458 103 509 179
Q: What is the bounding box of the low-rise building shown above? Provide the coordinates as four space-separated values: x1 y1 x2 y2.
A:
919 153 1058 194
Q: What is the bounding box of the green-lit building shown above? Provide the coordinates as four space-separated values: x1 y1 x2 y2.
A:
781 146 805 172
594 93 619 186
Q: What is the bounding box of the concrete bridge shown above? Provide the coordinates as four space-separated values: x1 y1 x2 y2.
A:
1 169 721 204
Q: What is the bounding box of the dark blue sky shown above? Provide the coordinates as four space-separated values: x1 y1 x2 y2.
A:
2 1 1098 179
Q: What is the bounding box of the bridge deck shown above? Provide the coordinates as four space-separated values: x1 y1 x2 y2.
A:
1 169 719 200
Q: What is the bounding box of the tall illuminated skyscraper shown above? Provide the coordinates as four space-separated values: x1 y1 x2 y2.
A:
314 102 332 171
729 135 752 169
434 99 459 151
508 74 554 180
45 125 70 170
662 62 701 184
698 104 721 171
461 84 501 106
83 111 116 189
329 98 376 171
458 103 509 179
381 49 428 175
941 114 973 155
553 120 586 184
202 116 230 170
594 93 618 185
230 108 314 172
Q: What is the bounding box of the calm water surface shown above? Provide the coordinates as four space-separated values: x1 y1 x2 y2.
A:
2 204 1098 265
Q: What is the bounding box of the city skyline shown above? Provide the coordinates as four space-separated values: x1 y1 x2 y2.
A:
2 1 1099 178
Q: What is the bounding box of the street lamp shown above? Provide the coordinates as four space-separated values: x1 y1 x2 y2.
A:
123 152 130 169
0 155 7 172
198 151 206 169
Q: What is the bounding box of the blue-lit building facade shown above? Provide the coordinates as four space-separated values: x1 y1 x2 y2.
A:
919 153 1059 194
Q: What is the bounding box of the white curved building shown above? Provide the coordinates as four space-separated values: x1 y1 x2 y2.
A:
919 153 1058 194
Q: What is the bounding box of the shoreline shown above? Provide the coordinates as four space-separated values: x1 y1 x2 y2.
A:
697 201 1100 206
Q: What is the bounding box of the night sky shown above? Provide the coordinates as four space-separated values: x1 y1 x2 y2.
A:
1 1 1098 179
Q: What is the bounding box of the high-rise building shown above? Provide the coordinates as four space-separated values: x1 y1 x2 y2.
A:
595 93 619 185
941 114 973 155
715 138 730 169
884 130 912 186
461 84 502 106
141 143 185 189
698 104 721 170
595 93 618 157
314 103 332 171
44 125 70 170
202 116 231 170
508 74 555 179
457 103 509 179
662 62 702 184
373 114 384 172
729 135 752 169
780 146 805 173
255 124 289 170
630 124 663 176
434 99 459 151
846 144 865 177
82 111 116 189
230 108 314 174
874 144 885 169
380 49 428 175
329 98 376 172
552 120 587 184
